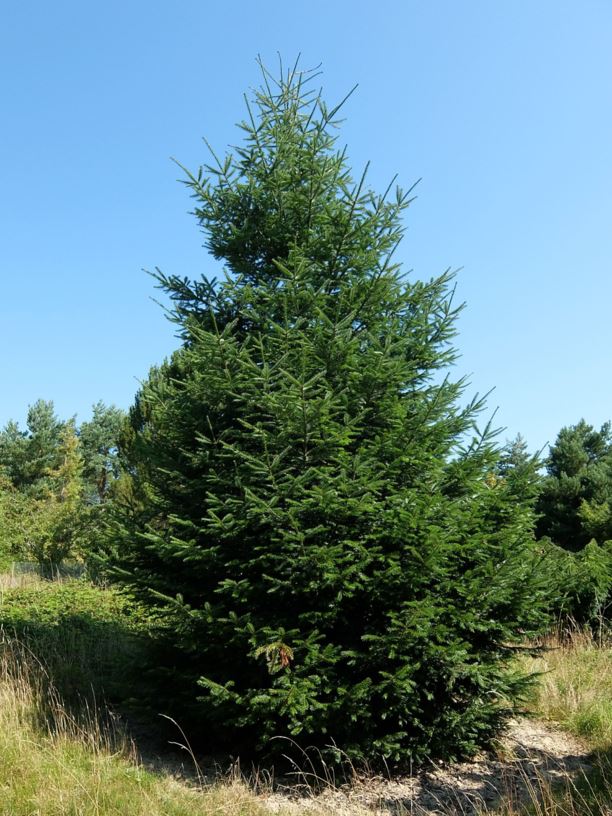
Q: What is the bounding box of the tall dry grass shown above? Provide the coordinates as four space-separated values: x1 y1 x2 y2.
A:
488 627 612 815
0 565 47 593
525 626 612 749
0 607 610 815
0 636 273 816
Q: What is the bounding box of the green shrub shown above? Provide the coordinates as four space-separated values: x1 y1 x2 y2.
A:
0 579 153 704
540 538 611 626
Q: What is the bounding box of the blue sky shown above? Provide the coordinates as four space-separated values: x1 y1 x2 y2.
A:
1 0 610 454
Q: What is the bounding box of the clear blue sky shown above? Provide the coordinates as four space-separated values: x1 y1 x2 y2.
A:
1 0 611 454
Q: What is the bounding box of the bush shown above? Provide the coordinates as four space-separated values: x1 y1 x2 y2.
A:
0 579 153 705
539 538 611 626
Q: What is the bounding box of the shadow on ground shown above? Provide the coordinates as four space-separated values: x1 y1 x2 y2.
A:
262 720 597 815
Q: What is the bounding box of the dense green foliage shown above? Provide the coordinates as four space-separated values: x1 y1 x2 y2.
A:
532 420 612 624
0 400 65 492
0 579 152 704
0 401 125 572
80 402 126 503
108 64 549 766
536 420 612 551
538 538 612 625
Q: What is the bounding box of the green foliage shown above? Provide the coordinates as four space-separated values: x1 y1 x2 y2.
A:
0 475 30 564
536 420 612 551
110 62 548 766
0 401 125 574
538 538 612 625
24 424 89 572
534 420 612 623
579 498 612 545
0 400 65 494
495 434 542 505
79 402 126 503
0 579 152 703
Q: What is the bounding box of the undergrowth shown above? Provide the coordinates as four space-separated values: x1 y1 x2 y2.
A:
0 574 610 815
0 575 153 705
0 638 276 816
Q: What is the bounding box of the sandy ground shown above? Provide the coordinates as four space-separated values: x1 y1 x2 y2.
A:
137 716 594 814
261 719 593 815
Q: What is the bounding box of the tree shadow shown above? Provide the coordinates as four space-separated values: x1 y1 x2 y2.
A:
0 603 211 775
372 739 595 815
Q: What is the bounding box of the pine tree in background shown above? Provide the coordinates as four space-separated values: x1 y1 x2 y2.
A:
26 423 88 573
0 400 65 493
79 401 126 502
112 61 547 766
536 420 612 550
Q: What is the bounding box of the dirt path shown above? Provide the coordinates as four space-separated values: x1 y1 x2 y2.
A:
263 719 593 815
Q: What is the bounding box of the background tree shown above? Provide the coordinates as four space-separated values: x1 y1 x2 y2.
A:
0 400 65 493
0 400 122 574
495 434 542 505
79 402 125 502
110 62 547 766
22 423 88 574
536 420 612 550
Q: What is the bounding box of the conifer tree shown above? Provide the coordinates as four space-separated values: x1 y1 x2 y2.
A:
79 401 125 502
496 434 541 505
27 423 87 573
537 420 612 550
112 61 546 765
0 400 65 493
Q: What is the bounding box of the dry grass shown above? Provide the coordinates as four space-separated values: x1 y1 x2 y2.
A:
524 626 612 750
0 565 47 593
0 587 610 816
0 637 277 816
484 627 612 815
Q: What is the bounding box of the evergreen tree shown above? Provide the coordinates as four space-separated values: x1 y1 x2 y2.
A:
79 401 125 502
0 400 65 493
495 434 541 505
536 420 612 550
112 62 547 766
26 422 88 572
0 422 28 486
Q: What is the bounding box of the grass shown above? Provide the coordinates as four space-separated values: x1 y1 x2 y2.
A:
0 572 610 815
0 573 154 706
0 638 277 816
524 626 612 750
0 564 46 591
495 626 612 816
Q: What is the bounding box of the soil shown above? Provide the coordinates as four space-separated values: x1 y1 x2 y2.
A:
261 718 594 815
134 715 596 814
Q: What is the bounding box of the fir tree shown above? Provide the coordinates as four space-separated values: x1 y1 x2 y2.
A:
495 434 542 505
112 61 547 766
536 420 612 550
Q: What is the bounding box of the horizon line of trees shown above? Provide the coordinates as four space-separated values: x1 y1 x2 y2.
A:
0 399 125 574
2 402 609 622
